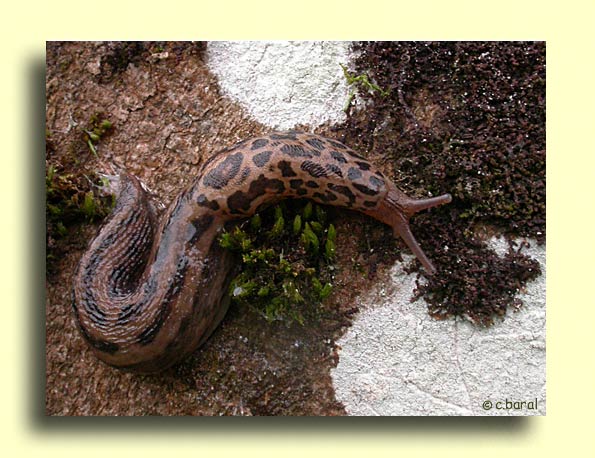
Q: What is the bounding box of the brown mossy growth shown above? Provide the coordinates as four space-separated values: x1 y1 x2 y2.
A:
334 41 545 324
340 42 545 240
97 42 208 83
45 115 115 277
98 42 148 83
165 41 207 62
409 214 541 326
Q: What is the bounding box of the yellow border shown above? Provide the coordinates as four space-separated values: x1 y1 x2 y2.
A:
4 0 595 456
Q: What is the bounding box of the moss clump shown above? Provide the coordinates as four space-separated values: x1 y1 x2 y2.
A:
46 165 115 233
46 114 116 234
45 115 116 275
336 41 545 325
340 63 390 112
45 164 115 276
344 42 545 241
219 201 336 325
409 219 541 326
98 42 147 83
83 113 113 157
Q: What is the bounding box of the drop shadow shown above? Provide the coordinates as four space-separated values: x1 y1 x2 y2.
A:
34 413 529 435
28 52 47 423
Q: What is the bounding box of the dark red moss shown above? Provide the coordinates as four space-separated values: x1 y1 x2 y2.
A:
96 42 207 83
97 42 147 83
333 42 545 325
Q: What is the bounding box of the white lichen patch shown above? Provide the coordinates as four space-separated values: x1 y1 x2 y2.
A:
331 239 546 416
207 41 352 130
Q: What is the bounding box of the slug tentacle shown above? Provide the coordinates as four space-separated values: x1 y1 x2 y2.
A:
366 186 452 273
73 131 451 372
400 193 453 217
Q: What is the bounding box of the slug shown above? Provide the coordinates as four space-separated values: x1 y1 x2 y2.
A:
72 131 451 373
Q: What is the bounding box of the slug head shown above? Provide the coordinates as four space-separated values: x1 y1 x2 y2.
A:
371 187 452 274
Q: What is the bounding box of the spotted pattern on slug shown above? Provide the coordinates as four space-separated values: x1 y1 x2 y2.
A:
252 150 272 167
203 153 243 189
72 130 452 373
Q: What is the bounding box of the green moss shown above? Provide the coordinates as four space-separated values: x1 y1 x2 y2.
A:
325 224 336 260
220 200 336 325
46 166 115 235
340 63 390 112
83 113 114 157
46 114 116 242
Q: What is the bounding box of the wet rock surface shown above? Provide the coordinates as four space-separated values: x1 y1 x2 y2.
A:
45 41 545 415
46 42 356 416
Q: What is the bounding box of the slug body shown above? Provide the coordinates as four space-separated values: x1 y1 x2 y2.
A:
73 131 451 373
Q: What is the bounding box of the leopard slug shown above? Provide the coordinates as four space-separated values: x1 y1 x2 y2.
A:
72 131 451 373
